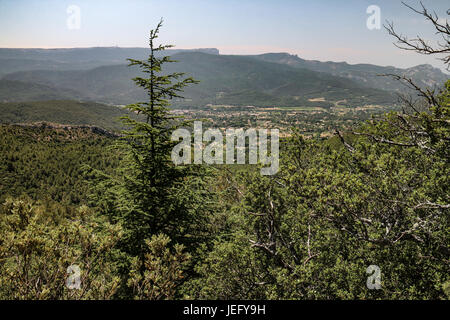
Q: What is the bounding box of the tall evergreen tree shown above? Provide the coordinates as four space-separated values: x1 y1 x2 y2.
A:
117 19 199 261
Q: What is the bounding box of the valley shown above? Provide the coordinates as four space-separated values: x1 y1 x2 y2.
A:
174 103 395 136
0 47 418 137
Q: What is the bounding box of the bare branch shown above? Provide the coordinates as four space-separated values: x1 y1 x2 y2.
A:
384 2 450 68
335 129 355 153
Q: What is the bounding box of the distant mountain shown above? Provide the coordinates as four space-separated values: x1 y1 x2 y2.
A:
1 47 446 96
0 59 79 77
252 53 448 92
2 66 145 104
0 47 220 76
2 52 395 107
0 100 130 131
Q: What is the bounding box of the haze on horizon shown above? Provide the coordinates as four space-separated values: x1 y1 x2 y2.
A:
0 0 449 71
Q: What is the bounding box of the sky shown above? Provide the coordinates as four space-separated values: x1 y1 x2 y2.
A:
0 0 449 71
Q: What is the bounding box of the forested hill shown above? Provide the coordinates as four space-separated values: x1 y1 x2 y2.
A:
0 80 81 102
2 52 395 107
0 124 119 206
0 100 131 131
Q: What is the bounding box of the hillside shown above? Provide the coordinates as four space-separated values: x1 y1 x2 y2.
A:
162 52 396 107
0 80 79 102
252 53 449 92
0 123 118 205
2 52 396 107
0 100 131 131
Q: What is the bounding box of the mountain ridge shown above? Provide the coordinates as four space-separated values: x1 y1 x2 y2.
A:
251 52 448 92
2 51 396 107
0 47 220 76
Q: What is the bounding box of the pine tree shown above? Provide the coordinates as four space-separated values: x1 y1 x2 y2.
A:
117 19 199 261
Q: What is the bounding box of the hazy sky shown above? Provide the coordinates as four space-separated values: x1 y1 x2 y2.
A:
0 0 449 70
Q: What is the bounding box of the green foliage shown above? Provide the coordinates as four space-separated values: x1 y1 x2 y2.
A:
185 82 449 300
128 234 190 300
0 124 119 206
185 230 269 299
0 198 122 299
